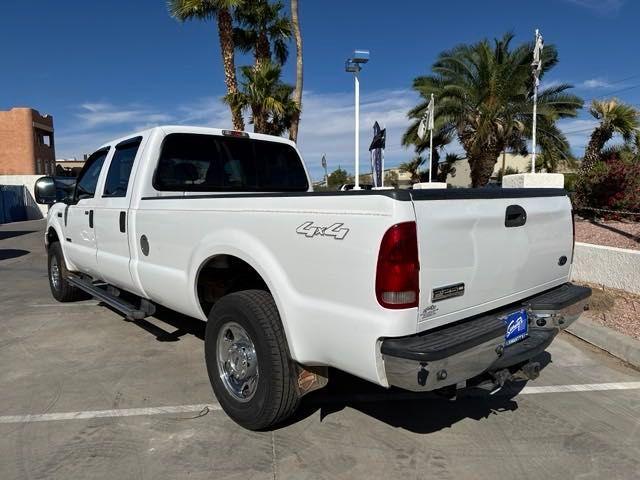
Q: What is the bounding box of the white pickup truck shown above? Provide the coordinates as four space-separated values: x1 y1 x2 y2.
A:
35 126 591 430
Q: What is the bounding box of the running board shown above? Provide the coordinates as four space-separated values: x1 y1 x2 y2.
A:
67 274 154 320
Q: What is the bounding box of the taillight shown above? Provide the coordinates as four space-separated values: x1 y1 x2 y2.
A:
376 222 419 309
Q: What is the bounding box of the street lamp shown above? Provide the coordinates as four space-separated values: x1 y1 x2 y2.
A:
345 49 369 190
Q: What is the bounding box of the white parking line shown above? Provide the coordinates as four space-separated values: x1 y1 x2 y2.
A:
519 381 640 394
0 404 221 424
1 382 639 425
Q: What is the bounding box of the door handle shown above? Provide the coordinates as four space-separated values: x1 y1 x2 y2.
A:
119 211 126 233
505 205 526 227
89 210 94 228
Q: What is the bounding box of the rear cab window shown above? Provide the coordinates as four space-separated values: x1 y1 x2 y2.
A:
153 133 309 192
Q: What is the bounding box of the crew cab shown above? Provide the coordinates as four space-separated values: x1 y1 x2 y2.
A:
35 126 591 430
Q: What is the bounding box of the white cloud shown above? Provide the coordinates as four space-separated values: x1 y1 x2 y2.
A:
296 89 419 180
564 0 625 14
56 89 422 180
76 102 173 128
581 78 612 89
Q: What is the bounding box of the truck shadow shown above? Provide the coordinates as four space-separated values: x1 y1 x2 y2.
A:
292 351 552 434
125 305 205 342
0 230 36 241
122 303 553 434
0 249 30 261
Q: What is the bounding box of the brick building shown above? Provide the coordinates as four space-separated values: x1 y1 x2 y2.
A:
0 107 56 175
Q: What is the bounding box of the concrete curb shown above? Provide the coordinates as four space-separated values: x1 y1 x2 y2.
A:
571 243 640 295
566 315 640 369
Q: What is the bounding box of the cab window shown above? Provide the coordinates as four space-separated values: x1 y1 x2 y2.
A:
75 149 109 201
154 133 308 192
103 137 142 197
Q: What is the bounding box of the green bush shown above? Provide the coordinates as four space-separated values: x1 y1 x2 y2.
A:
577 151 640 219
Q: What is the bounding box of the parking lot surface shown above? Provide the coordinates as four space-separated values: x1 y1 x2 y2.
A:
1 219 640 480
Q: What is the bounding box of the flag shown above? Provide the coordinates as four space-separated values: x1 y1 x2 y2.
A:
417 94 434 140
532 29 544 86
369 122 386 188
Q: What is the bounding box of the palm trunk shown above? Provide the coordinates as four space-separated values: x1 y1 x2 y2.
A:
288 0 303 143
217 8 244 131
459 128 501 187
582 127 611 172
255 32 271 69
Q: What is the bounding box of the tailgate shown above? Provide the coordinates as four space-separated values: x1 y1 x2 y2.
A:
412 189 573 328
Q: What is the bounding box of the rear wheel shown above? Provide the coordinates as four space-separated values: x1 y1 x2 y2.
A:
204 290 300 430
48 242 82 302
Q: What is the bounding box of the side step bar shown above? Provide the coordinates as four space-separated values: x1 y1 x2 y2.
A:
67 274 154 320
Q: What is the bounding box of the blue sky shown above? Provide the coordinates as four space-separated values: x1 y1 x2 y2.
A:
2 0 639 181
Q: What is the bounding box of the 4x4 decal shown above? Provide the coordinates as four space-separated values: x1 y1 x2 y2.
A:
296 222 349 240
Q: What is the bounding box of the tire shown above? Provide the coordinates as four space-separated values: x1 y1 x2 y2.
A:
204 290 300 430
48 242 82 302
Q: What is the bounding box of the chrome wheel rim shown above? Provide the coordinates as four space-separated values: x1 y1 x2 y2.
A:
216 322 259 402
50 256 61 290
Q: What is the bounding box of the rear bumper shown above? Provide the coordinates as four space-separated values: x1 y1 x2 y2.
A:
380 283 591 392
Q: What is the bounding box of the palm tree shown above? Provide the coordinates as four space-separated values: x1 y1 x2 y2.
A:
405 33 583 187
169 0 245 131
233 0 291 69
582 99 640 171
399 156 426 182
288 0 303 143
226 61 298 134
437 153 459 182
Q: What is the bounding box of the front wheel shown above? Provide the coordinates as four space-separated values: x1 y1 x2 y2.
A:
204 290 300 430
48 242 82 302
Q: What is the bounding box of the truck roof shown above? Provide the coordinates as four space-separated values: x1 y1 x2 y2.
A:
96 125 297 151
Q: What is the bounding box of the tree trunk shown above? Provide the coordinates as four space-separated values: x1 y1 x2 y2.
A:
459 128 501 187
255 32 271 69
288 0 303 143
217 8 244 131
253 105 267 133
582 126 611 172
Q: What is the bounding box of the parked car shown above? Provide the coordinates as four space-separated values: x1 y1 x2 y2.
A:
35 126 590 430
339 183 373 191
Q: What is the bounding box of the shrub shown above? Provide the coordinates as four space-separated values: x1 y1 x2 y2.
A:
577 151 640 219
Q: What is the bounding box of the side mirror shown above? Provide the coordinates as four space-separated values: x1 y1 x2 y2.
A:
34 176 57 205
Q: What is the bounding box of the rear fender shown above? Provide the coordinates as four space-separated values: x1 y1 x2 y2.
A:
189 228 299 359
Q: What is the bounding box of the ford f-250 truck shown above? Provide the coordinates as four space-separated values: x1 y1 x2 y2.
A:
35 126 591 430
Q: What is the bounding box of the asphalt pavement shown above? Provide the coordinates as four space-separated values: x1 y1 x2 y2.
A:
1 219 639 480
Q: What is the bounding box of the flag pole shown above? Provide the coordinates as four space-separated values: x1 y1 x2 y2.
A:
531 29 543 174
531 84 538 173
428 93 434 183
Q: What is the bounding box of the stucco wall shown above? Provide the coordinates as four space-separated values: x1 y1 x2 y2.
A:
0 175 47 220
571 242 640 294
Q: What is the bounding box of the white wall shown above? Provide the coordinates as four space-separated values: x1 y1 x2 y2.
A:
0 175 47 219
571 242 640 294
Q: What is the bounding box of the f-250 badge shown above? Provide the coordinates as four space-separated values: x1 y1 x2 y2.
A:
296 222 349 240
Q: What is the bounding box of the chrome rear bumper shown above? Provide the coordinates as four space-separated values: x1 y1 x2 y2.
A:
381 283 591 392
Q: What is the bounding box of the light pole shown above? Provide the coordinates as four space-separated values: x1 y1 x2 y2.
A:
345 50 369 190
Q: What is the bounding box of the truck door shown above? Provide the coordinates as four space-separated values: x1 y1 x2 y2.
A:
63 148 109 277
94 136 144 295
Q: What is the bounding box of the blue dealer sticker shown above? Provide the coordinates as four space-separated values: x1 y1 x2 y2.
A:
503 309 528 346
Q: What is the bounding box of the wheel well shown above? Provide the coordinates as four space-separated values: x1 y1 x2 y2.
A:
46 227 59 248
196 255 270 315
